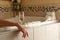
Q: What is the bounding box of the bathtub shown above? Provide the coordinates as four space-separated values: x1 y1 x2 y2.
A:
0 16 59 40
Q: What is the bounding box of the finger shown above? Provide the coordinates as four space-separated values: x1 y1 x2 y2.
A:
23 34 26 38
27 33 28 36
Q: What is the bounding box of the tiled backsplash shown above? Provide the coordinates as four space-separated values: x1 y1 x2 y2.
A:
21 6 60 12
0 0 60 22
0 1 13 19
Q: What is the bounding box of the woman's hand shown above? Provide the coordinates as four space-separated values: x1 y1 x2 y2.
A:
21 28 28 38
16 23 28 38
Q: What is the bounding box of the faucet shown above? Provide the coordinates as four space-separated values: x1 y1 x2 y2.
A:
45 11 57 22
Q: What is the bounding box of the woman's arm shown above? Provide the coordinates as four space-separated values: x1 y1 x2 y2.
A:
0 19 28 38
0 19 18 26
0 19 21 30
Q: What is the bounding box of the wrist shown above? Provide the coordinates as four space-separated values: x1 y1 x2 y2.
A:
15 23 21 30
15 23 25 32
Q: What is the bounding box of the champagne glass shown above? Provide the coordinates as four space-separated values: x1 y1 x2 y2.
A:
19 11 24 24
